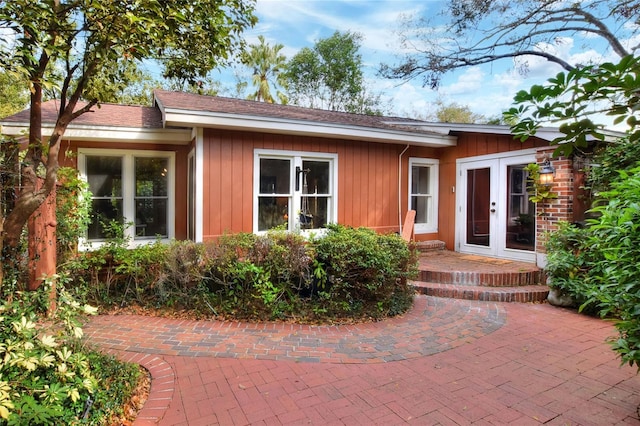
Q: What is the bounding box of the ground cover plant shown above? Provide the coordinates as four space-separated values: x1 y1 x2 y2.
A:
0 280 143 425
62 224 418 323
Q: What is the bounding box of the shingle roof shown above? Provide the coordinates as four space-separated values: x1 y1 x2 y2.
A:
153 90 433 135
1 100 163 128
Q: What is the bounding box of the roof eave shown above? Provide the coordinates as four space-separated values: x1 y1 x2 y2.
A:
1 122 192 145
162 109 457 148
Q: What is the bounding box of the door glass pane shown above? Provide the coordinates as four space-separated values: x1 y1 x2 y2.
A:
135 157 169 239
86 156 123 240
466 168 490 247
506 165 535 251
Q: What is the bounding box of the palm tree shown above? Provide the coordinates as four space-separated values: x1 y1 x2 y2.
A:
242 35 288 104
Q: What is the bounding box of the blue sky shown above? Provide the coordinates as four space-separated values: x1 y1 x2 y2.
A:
228 0 556 119
222 0 634 122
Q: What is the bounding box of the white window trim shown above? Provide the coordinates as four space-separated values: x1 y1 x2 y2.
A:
253 149 338 235
78 148 176 249
408 157 439 234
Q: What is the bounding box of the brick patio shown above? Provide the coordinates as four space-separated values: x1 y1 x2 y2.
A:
86 295 640 425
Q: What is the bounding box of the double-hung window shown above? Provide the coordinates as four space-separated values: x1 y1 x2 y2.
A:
78 149 175 247
409 158 439 234
254 149 337 233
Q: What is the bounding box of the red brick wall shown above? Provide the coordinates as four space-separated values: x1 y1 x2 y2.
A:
535 149 573 253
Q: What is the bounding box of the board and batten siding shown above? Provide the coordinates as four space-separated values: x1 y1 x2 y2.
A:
201 129 412 240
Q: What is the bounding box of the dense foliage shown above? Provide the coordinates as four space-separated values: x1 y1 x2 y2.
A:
546 166 640 368
516 55 640 368
0 0 257 286
284 31 385 115
0 281 141 424
62 225 417 323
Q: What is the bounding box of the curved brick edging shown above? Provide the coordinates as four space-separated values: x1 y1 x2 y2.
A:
101 349 175 425
84 296 506 364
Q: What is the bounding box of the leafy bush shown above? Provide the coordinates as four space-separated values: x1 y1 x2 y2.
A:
544 222 593 309
545 166 640 368
314 224 417 318
582 166 640 368
64 226 417 323
56 167 92 264
0 279 140 424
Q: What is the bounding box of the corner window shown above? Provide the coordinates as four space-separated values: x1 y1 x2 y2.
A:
409 158 439 234
79 149 175 247
254 149 337 233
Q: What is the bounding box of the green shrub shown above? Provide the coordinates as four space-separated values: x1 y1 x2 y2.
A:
582 166 640 368
0 279 139 425
544 221 593 309
545 165 640 369
64 226 417 323
56 167 92 264
313 224 417 318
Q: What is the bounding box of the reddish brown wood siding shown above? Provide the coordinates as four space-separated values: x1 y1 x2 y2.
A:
59 140 191 240
434 133 549 250
201 129 409 240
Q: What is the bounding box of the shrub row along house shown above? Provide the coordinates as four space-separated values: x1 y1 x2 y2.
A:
1 90 584 270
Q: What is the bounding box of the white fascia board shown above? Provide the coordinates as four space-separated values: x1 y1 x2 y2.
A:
162 109 457 148
393 122 625 143
1 123 192 145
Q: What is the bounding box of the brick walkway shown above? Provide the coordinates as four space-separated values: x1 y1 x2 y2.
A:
85 296 640 425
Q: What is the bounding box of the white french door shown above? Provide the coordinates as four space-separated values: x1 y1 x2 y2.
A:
456 152 536 262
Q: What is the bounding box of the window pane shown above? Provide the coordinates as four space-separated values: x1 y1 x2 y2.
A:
300 196 328 229
86 156 123 241
260 159 290 194
303 161 330 194
258 196 289 231
136 157 168 197
411 195 430 225
136 199 167 238
87 199 123 240
86 156 122 197
411 165 430 194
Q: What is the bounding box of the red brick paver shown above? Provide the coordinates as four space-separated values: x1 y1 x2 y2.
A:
85 296 640 425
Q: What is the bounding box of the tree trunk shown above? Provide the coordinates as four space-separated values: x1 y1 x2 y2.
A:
27 178 57 293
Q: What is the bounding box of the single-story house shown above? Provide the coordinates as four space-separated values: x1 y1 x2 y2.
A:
1 90 584 267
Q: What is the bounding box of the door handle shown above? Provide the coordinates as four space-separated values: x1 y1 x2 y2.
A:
490 208 496 213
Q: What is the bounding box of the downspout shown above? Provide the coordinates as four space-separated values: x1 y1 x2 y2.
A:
398 144 410 234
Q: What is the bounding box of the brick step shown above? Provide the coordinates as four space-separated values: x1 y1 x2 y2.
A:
417 269 544 287
412 282 550 303
416 240 446 252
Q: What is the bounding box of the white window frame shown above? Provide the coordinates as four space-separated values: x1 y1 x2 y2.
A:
253 149 338 235
408 157 439 234
78 148 176 249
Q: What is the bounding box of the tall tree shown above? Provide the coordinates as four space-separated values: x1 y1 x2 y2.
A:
285 31 384 114
0 70 28 118
241 35 288 104
0 0 256 288
429 100 487 124
380 0 639 88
